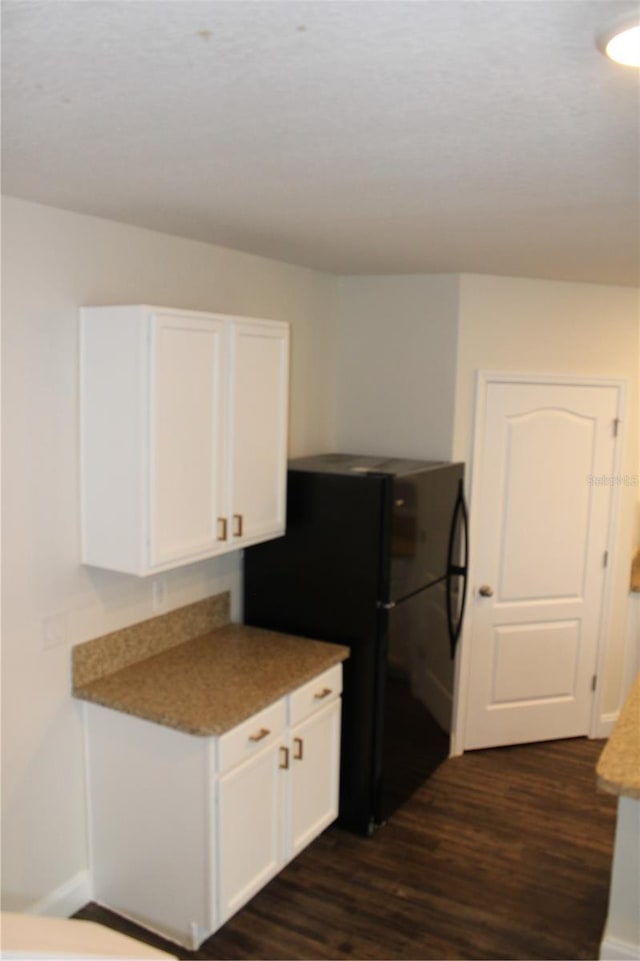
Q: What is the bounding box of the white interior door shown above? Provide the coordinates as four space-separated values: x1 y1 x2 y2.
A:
462 377 620 750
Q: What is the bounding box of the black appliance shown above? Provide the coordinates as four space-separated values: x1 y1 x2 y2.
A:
243 453 468 836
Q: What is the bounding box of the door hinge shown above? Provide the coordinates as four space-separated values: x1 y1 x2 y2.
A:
603 550 609 568
591 675 597 692
613 418 620 438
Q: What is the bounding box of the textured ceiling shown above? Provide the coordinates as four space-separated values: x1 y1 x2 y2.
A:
2 0 639 285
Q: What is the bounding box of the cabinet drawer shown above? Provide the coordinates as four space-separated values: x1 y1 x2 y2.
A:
217 699 286 774
289 664 342 726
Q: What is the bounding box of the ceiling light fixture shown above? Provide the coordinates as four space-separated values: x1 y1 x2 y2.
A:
598 15 640 67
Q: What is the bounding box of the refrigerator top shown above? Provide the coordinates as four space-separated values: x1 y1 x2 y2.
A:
288 453 455 477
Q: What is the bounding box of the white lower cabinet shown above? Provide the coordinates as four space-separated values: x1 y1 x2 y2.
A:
86 664 342 950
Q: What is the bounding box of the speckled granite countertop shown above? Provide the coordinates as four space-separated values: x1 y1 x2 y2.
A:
73 620 349 736
597 673 640 800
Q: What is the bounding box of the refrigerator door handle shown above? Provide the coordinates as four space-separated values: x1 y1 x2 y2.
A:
446 479 469 658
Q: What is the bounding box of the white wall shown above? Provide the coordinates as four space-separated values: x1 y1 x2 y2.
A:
335 275 459 460
453 273 639 719
1 197 338 913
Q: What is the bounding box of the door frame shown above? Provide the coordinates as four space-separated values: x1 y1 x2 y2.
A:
450 371 626 756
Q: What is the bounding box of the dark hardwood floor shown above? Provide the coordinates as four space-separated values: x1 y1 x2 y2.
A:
74 737 616 960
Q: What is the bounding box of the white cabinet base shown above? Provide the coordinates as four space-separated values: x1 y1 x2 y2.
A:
85 665 342 950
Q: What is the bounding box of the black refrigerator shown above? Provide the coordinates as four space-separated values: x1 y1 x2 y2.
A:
243 453 468 836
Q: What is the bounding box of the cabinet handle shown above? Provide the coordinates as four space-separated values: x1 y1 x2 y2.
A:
233 513 244 537
314 687 332 700
248 727 270 742
217 517 228 541
279 746 290 769
293 737 304 760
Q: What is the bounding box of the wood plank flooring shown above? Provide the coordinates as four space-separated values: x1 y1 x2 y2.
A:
74 736 617 960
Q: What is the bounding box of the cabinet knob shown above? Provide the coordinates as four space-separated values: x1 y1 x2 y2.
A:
233 513 244 537
279 746 290 769
217 517 228 542
478 584 494 597
293 737 304 760
314 687 332 700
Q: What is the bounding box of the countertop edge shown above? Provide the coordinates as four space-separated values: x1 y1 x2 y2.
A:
73 625 350 737
597 773 640 801
596 672 640 799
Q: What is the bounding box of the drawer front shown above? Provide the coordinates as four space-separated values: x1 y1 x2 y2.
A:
217 698 286 774
289 663 342 726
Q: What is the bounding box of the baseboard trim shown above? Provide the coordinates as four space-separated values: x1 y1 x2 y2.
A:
594 712 619 740
599 929 640 960
26 869 92 918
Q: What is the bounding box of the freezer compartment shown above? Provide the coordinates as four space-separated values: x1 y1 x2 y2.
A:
389 461 464 602
244 468 387 642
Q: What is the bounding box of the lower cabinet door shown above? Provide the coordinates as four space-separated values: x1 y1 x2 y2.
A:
289 698 341 860
217 738 286 924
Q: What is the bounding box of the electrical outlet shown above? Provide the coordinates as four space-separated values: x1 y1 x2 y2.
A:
151 578 166 610
42 611 68 650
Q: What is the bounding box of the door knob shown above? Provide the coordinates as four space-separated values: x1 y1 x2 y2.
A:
478 584 494 597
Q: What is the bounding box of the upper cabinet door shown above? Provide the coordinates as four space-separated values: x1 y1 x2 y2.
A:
81 305 289 576
227 320 289 548
149 312 227 568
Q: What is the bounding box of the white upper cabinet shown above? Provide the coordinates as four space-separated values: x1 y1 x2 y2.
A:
80 305 289 576
227 320 289 549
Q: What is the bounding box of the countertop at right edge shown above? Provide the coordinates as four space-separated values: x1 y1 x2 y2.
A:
631 549 640 592
597 672 640 799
